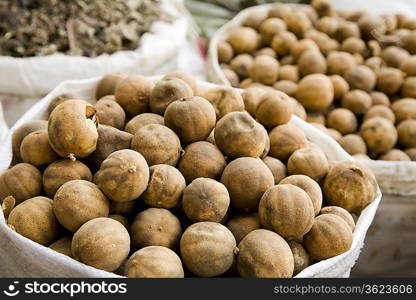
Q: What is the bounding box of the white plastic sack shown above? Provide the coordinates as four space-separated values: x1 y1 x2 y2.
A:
332 0 416 17
0 76 381 278
0 104 8 143
206 2 416 196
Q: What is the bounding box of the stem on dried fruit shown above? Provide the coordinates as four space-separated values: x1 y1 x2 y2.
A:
350 166 364 177
128 165 137 173
233 247 240 255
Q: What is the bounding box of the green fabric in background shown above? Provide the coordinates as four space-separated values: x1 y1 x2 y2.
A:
185 0 309 38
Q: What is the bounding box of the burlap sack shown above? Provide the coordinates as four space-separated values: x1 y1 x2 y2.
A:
0 77 381 278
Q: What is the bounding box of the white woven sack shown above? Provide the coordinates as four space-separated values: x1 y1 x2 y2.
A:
0 77 381 278
0 104 8 143
331 0 416 17
0 0 192 98
206 2 416 196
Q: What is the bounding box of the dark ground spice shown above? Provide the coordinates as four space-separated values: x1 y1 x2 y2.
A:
0 0 171 57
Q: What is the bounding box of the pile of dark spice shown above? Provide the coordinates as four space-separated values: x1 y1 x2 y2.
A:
0 0 171 57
